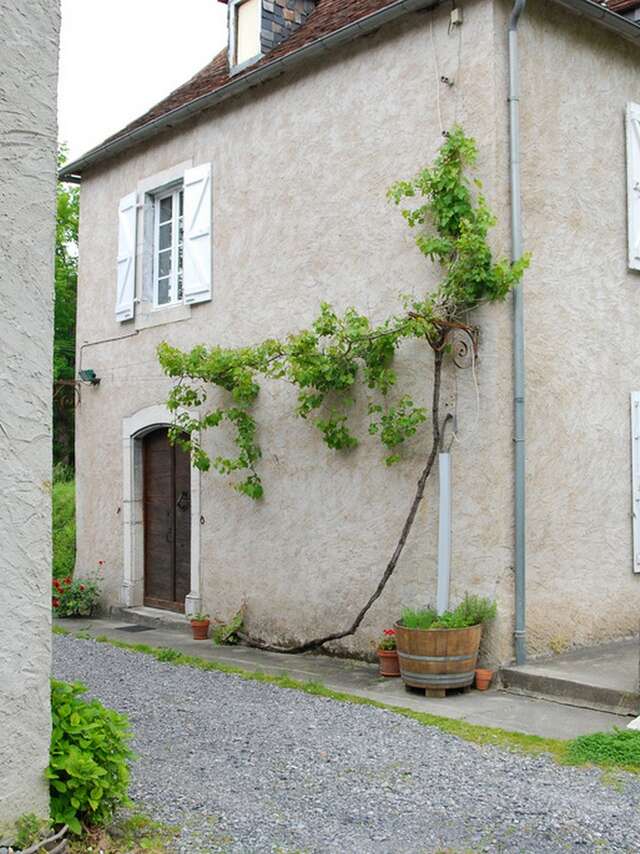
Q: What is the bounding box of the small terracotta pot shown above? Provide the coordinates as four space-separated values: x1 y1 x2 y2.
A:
377 649 401 677
474 668 494 691
190 619 210 641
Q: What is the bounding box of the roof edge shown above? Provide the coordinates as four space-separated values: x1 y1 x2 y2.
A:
59 0 640 181
59 0 443 181
554 0 640 39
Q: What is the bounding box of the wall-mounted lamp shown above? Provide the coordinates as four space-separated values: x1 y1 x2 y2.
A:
78 369 101 386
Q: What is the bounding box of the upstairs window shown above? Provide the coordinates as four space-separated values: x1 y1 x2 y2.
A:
154 186 184 307
233 0 262 68
115 163 212 323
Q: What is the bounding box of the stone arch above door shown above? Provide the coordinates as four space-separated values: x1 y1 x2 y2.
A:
121 404 202 615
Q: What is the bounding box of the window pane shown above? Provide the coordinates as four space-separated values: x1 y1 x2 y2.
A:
159 222 172 251
158 249 172 277
236 0 261 65
157 277 171 305
179 190 184 217
159 196 173 224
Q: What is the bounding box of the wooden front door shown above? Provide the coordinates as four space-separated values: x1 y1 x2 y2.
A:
143 428 191 612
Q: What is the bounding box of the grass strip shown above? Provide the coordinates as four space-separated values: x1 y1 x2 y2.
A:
53 625 640 774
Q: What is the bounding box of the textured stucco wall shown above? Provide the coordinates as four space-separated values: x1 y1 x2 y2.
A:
0 0 59 837
492 0 640 656
76 2 520 662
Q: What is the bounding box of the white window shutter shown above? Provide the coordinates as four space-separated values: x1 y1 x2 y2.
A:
115 192 138 322
632 392 640 574
183 163 212 305
626 103 640 272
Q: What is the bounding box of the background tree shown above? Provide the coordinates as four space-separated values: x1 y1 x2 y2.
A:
54 147 79 469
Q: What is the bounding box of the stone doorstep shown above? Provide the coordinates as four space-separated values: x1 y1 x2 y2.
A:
500 668 640 716
109 605 191 634
500 637 640 717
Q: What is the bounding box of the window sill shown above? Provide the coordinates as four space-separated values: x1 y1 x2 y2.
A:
135 302 192 331
229 51 264 77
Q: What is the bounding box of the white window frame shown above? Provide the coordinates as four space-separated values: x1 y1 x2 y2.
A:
626 102 640 272
228 0 263 74
153 184 184 310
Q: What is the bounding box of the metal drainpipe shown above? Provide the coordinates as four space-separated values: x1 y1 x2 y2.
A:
509 0 527 665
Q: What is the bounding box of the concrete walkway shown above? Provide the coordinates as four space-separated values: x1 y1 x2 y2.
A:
55 614 632 740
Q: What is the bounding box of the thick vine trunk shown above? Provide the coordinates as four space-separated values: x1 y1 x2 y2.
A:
238 346 445 654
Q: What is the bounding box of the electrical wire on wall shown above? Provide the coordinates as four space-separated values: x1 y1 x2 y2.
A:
431 5 465 137
451 4 464 126
78 329 140 374
430 18 445 135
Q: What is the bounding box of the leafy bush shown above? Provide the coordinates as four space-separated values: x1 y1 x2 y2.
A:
567 728 640 769
48 680 134 835
401 595 496 630
53 479 75 579
53 569 102 617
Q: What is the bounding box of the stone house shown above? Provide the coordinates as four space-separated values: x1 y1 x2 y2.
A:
61 0 640 665
1 0 59 838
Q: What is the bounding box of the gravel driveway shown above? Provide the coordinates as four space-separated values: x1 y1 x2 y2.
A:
53 636 640 853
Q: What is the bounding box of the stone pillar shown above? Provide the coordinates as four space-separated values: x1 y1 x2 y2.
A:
0 0 60 839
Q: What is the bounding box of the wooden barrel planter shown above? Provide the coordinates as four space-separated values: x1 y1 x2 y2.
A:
394 622 483 697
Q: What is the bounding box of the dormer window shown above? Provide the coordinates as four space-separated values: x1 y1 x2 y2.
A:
223 0 317 74
234 0 262 67
229 0 263 72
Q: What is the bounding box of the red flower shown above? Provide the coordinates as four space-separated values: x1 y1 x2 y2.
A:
52 579 61 590
383 628 396 636
97 560 105 566
79 584 85 591
52 597 60 608
63 576 72 585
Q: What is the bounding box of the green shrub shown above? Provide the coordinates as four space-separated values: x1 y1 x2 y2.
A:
400 606 438 630
211 606 245 646
401 595 497 630
48 680 134 835
52 479 75 579
53 462 74 484
567 728 640 769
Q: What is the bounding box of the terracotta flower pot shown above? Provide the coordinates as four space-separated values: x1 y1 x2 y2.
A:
190 619 210 640
377 649 400 677
474 668 494 691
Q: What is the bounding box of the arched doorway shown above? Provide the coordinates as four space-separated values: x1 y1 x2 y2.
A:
121 405 202 615
142 427 192 612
